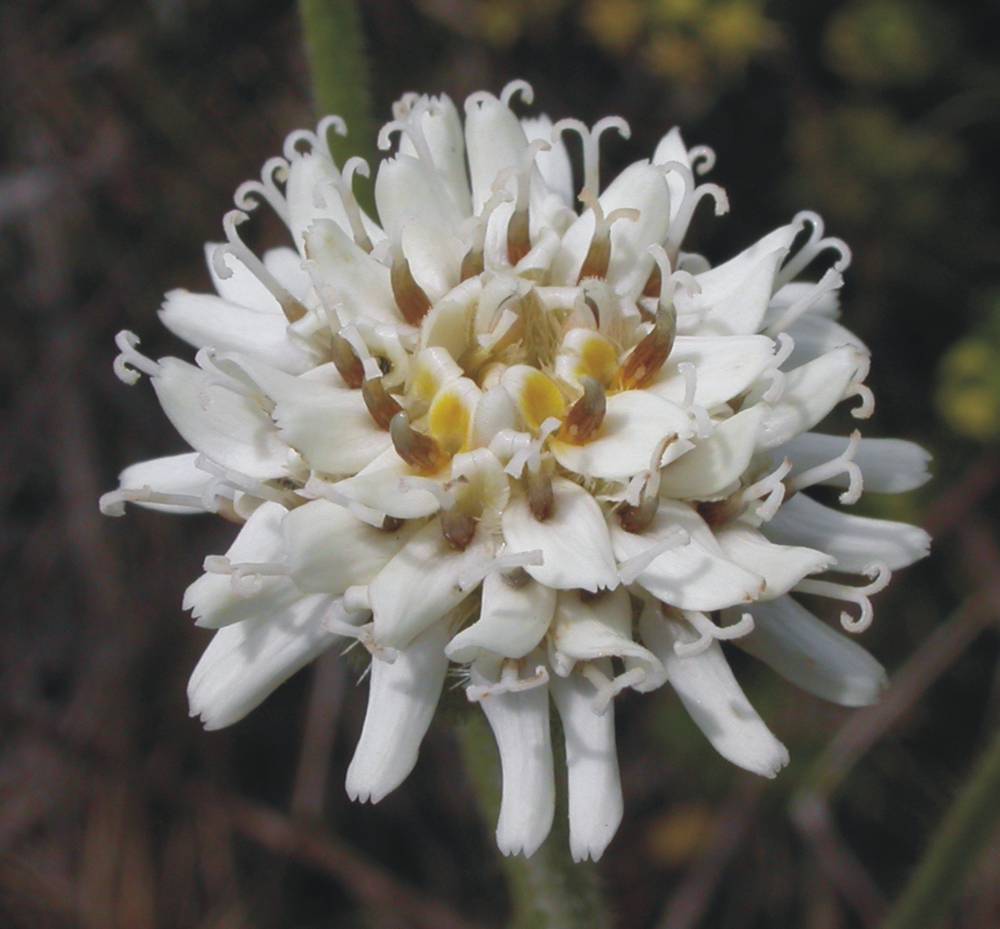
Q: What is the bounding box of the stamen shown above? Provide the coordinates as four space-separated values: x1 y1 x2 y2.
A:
460 185 513 279
657 161 729 261
504 417 561 479
441 507 478 551
499 79 534 108
526 462 555 522
617 527 690 584
203 554 290 597
737 458 792 525
776 211 853 288
390 238 433 325
558 377 606 443
673 610 755 658
323 156 373 253
466 660 549 703
617 433 678 534
766 268 843 336
497 139 549 265
194 455 295 507
795 562 891 634
576 187 640 281
98 485 214 517
758 333 796 403
112 330 162 385
330 332 365 388
390 412 448 474
678 362 713 437
688 144 716 175
458 548 544 592
282 115 347 163
551 115 631 199
234 156 291 226
619 300 676 389
580 663 646 716
787 430 863 505
214 210 307 323
361 376 403 430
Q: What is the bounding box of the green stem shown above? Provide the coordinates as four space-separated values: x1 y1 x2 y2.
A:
297 0 376 172
459 714 611 929
881 727 1000 929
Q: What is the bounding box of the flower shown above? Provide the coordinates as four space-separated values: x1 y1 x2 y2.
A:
102 81 931 862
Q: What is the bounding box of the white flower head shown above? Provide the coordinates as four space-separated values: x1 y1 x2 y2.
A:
102 81 931 862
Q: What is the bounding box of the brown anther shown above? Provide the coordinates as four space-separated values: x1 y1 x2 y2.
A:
578 226 612 281
584 295 600 326
281 298 308 324
501 566 531 589
642 261 662 298
696 498 739 529
460 247 484 281
618 303 676 389
558 377 606 444
525 465 554 521
389 412 448 474
390 253 432 325
361 377 404 430
380 515 404 532
506 208 532 265
330 333 365 388
441 508 477 550
617 495 660 534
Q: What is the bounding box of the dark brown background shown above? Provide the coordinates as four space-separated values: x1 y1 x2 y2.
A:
3 1 999 927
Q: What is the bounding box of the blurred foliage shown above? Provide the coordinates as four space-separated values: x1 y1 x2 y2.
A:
4 0 999 928
936 293 1000 443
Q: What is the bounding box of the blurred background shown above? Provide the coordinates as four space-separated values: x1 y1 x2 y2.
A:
3 1 999 927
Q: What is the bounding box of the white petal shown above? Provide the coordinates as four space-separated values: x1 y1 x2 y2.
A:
522 115 574 205
374 154 463 240
778 432 932 494
764 493 930 572
551 588 662 681
783 314 867 368
757 346 869 450
159 290 316 373
464 93 529 213
611 501 764 611
205 243 281 312
118 452 211 514
398 94 472 215
400 220 463 303
645 335 776 409
550 391 693 480
183 501 299 628
472 661 555 857
370 519 485 649
264 247 312 301
691 224 799 336
502 478 619 592
659 406 765 499
446 572 556 662
229 356 392 476
729 596 887 707
282 499 418 594
420 276 482 361
286 152 382 253
151 358 288 480
769 281 840 319
714 523 834 600
187 592 335 730
324 447 443 520
346 621 450 803
549 666 623 862
304 219 401 326
640 611 789 777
